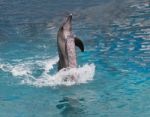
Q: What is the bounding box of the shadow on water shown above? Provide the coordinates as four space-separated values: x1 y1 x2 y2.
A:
56 96 85 117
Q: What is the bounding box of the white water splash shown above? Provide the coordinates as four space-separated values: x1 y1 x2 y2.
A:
22 64 95 87
0 56 95 87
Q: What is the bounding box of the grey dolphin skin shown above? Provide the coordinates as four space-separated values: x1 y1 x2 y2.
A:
57 14 84 70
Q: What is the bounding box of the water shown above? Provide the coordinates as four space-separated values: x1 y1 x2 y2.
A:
0 0 150 117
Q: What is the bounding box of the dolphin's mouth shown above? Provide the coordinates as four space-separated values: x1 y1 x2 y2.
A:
65 14 72 24
62 14 72 31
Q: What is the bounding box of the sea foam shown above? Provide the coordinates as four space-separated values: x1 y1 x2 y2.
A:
0 56 95 87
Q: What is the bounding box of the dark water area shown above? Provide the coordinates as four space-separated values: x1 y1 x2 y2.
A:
0 0 150 117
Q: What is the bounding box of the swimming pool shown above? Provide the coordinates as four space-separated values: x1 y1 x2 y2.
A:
0 0 150 117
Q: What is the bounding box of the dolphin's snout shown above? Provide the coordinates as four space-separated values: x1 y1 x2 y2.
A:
69 13 72 17
62 14 72 30
66 14 72 22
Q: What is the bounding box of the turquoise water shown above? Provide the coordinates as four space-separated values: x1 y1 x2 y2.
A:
0 0 150 117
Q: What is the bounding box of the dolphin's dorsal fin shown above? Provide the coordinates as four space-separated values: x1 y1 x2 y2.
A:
74 37 84 52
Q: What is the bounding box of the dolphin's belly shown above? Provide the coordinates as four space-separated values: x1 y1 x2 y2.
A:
66 38 77 68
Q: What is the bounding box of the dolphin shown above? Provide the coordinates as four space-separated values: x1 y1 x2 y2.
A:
57 14 84 71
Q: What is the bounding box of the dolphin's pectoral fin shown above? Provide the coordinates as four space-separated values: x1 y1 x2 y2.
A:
74 37 84 52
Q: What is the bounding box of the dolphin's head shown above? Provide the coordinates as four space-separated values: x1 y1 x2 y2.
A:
59 14 73 39
63 14 72 31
